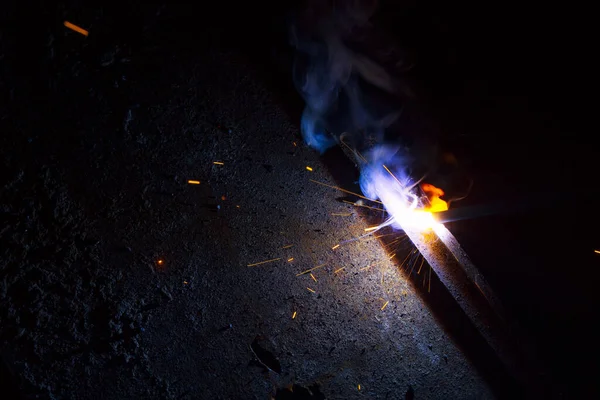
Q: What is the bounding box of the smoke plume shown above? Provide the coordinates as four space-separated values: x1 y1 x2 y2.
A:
290 0 430 225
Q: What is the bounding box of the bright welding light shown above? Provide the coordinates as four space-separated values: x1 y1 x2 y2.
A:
377 185 441 231
360 157 443 232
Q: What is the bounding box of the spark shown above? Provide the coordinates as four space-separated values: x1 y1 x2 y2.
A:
307 287 316 293
331 212 352 216
306 166 313 171
213 161 224 165
407 250 421 275
340 134 367 163
247 257 281 267
157 259 164 265
293 142 297 147
400 249 416 269
282 244 294 249
383 164 403 187
64 21 88 36
187 180 200 185
428 266 432 293
292 311 297 319
389 253 396 260
296 264 327 276
358 384 361 391
344 200 382 211
287 257 294 262
364 226 379 232
183 281 188 284
417 256 426 274
310 273 317 282
381 300 389 311
383 236 407 248
331 244 340 250
311 179 382 204
595 250 600 254
334 267 345 274
360 264 373 271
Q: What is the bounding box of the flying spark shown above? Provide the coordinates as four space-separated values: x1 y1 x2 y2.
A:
187 180 200 184
247 258 281 267
296 264 327 276
64 21 88 36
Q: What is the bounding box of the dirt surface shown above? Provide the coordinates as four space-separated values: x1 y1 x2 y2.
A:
0 3 500 399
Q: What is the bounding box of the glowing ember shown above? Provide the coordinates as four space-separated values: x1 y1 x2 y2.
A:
421 183 449 212
306 166 313 171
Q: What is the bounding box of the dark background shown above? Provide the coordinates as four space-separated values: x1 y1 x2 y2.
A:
1 0 597 398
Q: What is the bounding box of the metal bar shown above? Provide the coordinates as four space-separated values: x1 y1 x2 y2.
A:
402 223 544 395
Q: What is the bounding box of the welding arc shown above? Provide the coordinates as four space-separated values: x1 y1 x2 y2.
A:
331 144 546 395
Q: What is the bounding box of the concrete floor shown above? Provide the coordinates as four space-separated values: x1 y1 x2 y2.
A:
0 8 497 398
3 2 597 399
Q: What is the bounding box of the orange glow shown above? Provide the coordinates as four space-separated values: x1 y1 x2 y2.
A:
64 21 88 36
187 180 200 185
421 183 449 213
157 259 164 265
